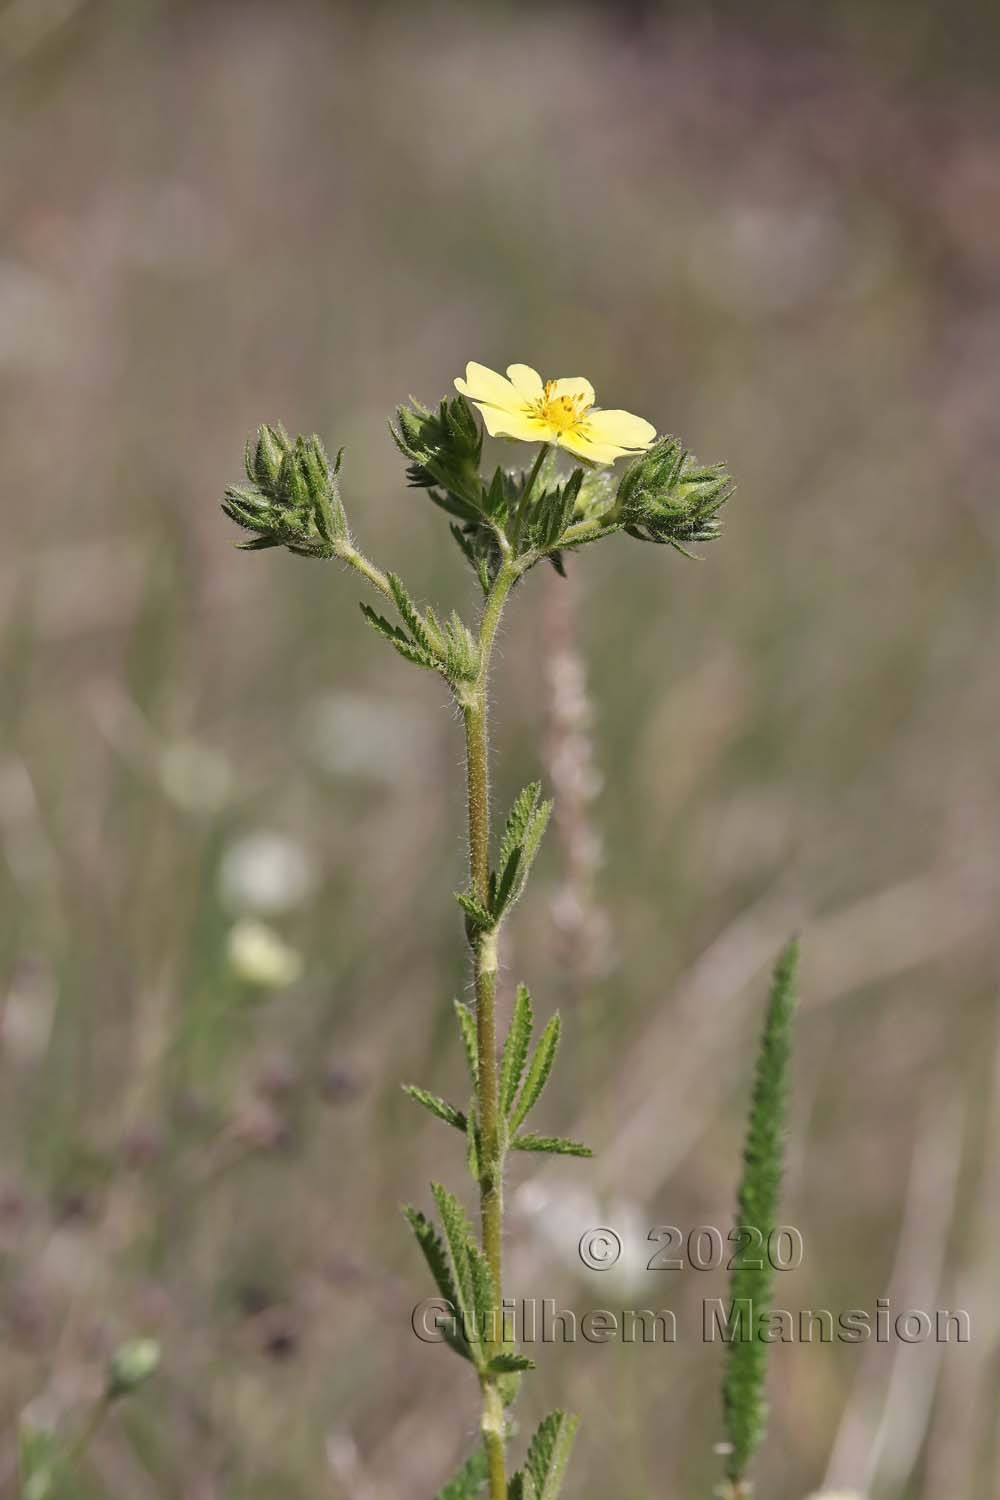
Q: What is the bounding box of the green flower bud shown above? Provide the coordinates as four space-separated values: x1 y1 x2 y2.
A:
391 396 483 514
106 1339 161 1400
612 436 733 554
246 422 287 489
222 427 348 558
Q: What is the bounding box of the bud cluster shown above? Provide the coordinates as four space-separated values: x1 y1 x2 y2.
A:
222 424 348 559
613 437 733 553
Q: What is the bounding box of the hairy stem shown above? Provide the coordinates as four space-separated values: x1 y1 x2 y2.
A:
338 542 395 603
463 557 519 1498
511 443 549 550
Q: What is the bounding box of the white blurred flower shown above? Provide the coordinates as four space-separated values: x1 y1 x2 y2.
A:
299 691 431 783
226 921 302 989
159 739 233 815
219 831 316 915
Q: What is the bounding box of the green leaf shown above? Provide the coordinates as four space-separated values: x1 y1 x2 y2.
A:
449 612 481 681
359 603 438 671
402 1206 472 1363
513 799 552 902
454 1000 479 1086
430 1183 479 1352
525 1411 579 1500
722 939 799 1485
487 1352 536 1374
387 572 441 656
510 1132 591 1158
500 984 534 1117
403 1085 467 1132
507 1474 537 1500
510 1014 561 1132
437 1449 489 1499
491 783 552 918
497 784 542 888
455 890 493 930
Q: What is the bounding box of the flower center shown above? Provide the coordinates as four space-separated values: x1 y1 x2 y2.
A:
534 380 591 434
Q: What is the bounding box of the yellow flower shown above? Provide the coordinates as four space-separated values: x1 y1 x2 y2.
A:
455 362 656 466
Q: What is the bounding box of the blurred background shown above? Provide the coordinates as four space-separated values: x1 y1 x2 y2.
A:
2 2 999 1496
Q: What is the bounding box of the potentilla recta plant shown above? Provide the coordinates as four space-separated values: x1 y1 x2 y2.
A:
221 362 794 1500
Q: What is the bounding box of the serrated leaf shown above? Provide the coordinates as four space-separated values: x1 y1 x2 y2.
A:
510 1132 591 1158
359 603 439 671
359 603 409 648
455 890 493 929
492 791 552 919
430 1184 480 1355
500 983 534 1117
436 1449 489 1500
387 572 437 655
510 1014 561 1132
525 1411 579 1500
487 1352 536 1373
402 1206 472 1363
454 1000 479 1085
508 1475 537 1500
497 783 542 880
511 800 552 906
403 1085 467 1132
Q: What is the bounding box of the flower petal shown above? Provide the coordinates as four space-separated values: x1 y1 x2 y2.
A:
547 376 596 408
454 361 523 414
479 405 549 442
584 409 657 451
506 364 544 401
555 430 625 466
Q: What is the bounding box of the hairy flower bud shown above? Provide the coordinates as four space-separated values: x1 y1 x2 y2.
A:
223 426 348 558
612 436 732 554
247 423 285 488
391 396 484 515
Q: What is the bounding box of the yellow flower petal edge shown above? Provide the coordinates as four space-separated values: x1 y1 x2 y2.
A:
454 362 656 465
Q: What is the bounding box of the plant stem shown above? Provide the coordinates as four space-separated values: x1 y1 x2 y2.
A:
511 444 549 550
339 542 395 604
463 557 520 1499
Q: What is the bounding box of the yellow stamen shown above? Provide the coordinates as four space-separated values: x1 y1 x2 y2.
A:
534 380 592 435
